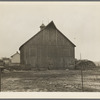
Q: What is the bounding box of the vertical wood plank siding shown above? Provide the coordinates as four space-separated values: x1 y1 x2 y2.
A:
20 23 75 69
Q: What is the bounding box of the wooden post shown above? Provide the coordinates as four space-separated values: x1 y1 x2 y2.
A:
0 68 1 92
81 65 84 92
80 53 84 92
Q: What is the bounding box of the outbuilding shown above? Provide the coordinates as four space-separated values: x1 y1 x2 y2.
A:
11 51 20 64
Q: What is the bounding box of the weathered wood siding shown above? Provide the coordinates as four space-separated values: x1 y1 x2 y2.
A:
20 23 75 69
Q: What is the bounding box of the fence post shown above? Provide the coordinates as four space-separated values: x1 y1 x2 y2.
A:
0 68 1 92
81 65 84 92
80 53 84 92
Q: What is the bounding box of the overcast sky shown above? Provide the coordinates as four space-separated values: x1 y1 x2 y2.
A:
0 2 100 61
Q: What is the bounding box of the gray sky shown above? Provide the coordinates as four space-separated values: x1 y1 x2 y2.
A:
0 2 100 61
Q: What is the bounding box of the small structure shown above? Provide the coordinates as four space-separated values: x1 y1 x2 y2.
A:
0 59 5 71
2 57 11 66
0 59 4 66
11 51 20 64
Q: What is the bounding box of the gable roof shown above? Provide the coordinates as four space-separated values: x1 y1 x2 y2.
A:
19 21 76 50
11 52 20 57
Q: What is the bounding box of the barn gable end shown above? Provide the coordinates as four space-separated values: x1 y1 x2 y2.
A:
19 21 76 70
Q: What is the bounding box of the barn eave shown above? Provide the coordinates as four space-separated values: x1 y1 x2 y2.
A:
56 29 76 47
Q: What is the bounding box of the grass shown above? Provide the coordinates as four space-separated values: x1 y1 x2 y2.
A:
1 68 100 92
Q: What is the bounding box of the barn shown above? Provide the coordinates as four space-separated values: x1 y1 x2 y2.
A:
19 21 76 70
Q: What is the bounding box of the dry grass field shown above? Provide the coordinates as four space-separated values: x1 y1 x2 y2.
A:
1 68 100 92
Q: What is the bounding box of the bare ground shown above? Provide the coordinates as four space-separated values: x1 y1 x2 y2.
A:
1 68 100 92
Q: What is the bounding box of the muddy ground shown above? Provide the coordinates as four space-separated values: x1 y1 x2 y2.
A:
1 68 100 92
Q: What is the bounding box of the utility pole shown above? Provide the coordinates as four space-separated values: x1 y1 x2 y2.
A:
80 53 84 92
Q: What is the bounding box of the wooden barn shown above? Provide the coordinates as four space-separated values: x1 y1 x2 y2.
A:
19 21 76 70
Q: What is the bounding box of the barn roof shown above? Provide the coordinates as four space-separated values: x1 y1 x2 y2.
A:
11 51 20 57
19 21 76 50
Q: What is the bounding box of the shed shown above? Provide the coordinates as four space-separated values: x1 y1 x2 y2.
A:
2 58 11 66
11 51 20 64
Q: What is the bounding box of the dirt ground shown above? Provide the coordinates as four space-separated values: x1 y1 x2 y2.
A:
1 68 100 92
